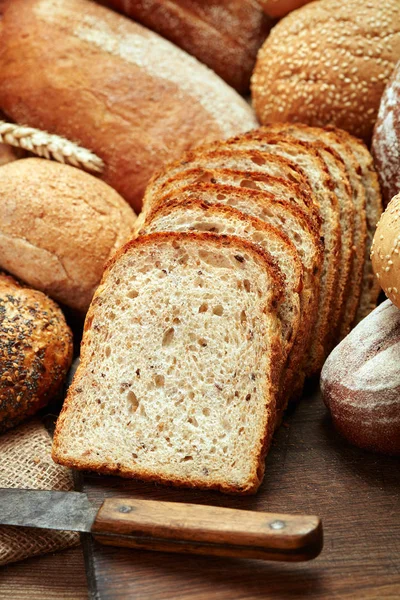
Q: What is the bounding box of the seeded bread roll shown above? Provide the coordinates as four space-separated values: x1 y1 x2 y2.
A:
0 0 257 213
321 299 400 456
252 0 400 142
0 158 136 314
102 0 271 93
371 192 400 308
372 61 400 207
0 272 73 433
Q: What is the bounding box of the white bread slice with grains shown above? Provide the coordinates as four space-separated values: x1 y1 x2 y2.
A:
53 232 285 494
140 199 303 418
141 183 323 402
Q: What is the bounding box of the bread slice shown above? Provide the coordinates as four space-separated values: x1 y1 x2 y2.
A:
148 166 321 228
212 131 341 374
141 199 303 418
263 123 356 349
143 183 323 401
331 129 383 324
142 147 317 221
53 232 285 494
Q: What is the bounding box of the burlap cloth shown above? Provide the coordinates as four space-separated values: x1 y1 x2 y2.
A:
0 418 80 566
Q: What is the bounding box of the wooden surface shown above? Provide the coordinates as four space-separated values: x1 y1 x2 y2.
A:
82 387 400 600
0 547 87 600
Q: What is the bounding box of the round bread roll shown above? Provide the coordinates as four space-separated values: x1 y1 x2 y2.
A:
372 61 400 207
251 0 400 142
0 158 136 313
371 192 400 308
258 0 313 18
0 272 73 433
321 299 400 456
0 143 20 166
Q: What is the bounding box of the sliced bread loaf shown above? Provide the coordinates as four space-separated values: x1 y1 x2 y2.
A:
53 232 285 494
143 184 323 400
141 199 303 417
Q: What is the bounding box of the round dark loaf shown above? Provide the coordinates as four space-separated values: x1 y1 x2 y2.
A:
321 299 400 456
372 61 400 207
0 272 73 433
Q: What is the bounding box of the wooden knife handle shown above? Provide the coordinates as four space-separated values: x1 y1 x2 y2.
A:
91 498 323 562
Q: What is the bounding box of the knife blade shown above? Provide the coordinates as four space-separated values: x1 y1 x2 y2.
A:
0 488 323 562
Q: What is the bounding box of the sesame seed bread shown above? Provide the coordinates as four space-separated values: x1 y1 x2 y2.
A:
140 199 303 417
263 123 357 348
52 232 285 494
215 131 340 374
101 0 271 93
0 0 257 213
251 0 400 142
141 183 323 401
0 272 73 433
333 130 383 323
0 158 137 314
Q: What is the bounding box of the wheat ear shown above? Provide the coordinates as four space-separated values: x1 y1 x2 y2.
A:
0 121 104 174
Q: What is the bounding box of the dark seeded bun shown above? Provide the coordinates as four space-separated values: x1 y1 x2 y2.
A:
252 0 400 142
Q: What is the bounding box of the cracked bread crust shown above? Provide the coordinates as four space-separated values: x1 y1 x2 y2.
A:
53 231 285 494
0 272 73 433
0 158 136 313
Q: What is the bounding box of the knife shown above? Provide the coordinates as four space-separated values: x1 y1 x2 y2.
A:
0 488 323 562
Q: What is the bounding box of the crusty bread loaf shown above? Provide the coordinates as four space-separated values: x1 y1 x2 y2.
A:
0 272 73 433
0 158 136 313
371 193 400 309
53 232 285 494
258 0 313 18
0 0 256 212
252 0 400 142
140 183 323 402
321 300 400 456
0 144 20 166
372 60 400 207
141 199 303 418
102 0 270 93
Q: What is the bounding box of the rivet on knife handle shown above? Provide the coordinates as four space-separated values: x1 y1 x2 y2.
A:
91 498 323 562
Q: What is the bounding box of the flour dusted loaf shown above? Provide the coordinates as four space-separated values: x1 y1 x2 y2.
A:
53 232 285 494
372 61 400 207
251 0 400 142
321 300 400 456
0 273 73 433
102 0 270 93
0 158 136 314
0 0 257 213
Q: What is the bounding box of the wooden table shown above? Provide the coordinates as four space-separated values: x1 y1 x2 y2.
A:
78 387 400 599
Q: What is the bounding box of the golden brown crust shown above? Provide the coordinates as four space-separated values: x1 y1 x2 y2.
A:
0 272 73 433
53 231 285 494
258 0 313 18
102 0 271 93
0 158 136 314
0 0 256 213
252 0 400 142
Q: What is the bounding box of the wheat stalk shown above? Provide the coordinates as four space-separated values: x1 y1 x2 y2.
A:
0 120 104 174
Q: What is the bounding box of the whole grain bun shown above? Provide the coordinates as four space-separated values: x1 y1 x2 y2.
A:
0 158 136 313
371 192 400 308
258 0 313 18
372 61 400 207
0 272 73 433
0 0 257 213
102 0 270 93
251 0 400 142
321 299 400 456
